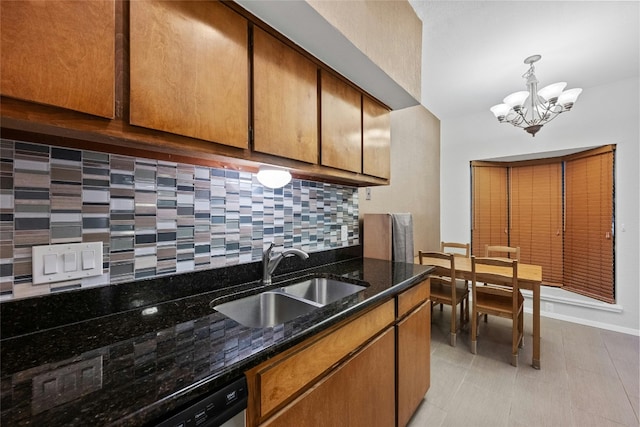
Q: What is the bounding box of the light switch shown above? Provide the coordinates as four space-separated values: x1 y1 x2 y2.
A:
44 254 58 275
64 252 77 272
32 242 103 285
82 250 95 270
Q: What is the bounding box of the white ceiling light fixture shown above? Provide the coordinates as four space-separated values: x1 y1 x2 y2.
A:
490 54 582 137
256 165 292 188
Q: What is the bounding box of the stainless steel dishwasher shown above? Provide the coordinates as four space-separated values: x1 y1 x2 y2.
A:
156 376 247 427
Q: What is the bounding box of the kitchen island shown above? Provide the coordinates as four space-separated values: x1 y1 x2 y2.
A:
0 255 432 426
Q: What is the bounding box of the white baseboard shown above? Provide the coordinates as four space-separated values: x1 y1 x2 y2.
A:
468 289 639 336
522 307 640 336
519 290 639 336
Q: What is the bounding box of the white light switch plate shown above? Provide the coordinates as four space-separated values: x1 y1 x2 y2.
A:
32 242 103 285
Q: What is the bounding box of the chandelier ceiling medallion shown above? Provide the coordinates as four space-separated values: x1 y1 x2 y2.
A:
490 54 582 137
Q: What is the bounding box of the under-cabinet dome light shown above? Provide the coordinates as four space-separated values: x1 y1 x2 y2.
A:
256 166 292 188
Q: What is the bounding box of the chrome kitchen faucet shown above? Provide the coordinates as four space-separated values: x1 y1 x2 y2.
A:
262 243 309 286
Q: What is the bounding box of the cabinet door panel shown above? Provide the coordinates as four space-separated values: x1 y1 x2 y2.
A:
264 328 395 427
257 300 394 418
130 0 248 148
363 96 391 179
253 27 318 164
321 72 362 173
1 0 115 118
397 300 431 427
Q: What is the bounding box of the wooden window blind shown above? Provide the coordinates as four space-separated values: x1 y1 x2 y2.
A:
471 164 508 256
470 145 615 303
510 163 563 285
563 148 615 303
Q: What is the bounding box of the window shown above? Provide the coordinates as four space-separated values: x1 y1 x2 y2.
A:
563 148 615 303
471 164 508 256
470 146 615 303
510 163 563 285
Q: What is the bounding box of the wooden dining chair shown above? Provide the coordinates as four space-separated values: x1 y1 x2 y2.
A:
419 251 469 347
470 256 524 367
481 245 520 321
484 244 520 261
441 241 470 258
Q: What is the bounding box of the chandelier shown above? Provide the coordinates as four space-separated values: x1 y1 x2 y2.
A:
490 55 582 137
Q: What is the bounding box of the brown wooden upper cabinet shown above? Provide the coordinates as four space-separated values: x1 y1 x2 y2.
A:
320 71 362 173
363 96 391 180
129 0 249 149
0 0 115 119
253 27 318 164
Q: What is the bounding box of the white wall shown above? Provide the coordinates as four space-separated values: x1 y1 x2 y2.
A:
440 77 640 335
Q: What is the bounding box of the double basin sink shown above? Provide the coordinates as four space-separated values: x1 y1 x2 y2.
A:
212 276 367 328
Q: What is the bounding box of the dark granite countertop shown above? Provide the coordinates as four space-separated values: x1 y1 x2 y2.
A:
0 256 432 426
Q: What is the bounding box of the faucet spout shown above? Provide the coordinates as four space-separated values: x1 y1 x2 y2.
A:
262 243 309 286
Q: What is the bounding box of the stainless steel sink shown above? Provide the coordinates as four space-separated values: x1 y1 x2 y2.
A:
213 291 322 328
212 276 367 328
278 277 367 305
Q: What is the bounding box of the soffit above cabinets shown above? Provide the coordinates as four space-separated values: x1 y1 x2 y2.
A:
234 0 420 110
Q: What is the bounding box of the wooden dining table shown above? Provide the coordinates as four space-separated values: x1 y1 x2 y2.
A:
422 255 543 369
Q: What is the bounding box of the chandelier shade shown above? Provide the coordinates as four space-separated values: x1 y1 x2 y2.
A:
537 82 567 102
489 103 512 118
490 55 582 137
503 91 529 109
557 88 583 109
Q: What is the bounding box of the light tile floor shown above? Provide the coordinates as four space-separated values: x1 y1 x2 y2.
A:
408 305 640 427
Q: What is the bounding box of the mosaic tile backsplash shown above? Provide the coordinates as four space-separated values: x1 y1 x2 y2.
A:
0 139 359 301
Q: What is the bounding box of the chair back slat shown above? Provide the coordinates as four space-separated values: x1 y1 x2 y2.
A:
441 241 470 258
484 244 520 261
419 251 456 281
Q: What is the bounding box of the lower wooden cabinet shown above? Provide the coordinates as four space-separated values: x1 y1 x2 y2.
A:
397 300 431 427
263 328 396 427
245 280 430 427
246 300 395 425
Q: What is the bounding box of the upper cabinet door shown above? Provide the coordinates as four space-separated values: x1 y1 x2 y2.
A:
320 72 362 173
130 0 249 149
363 96 391 179
253 27 318 164
1 0 115 118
